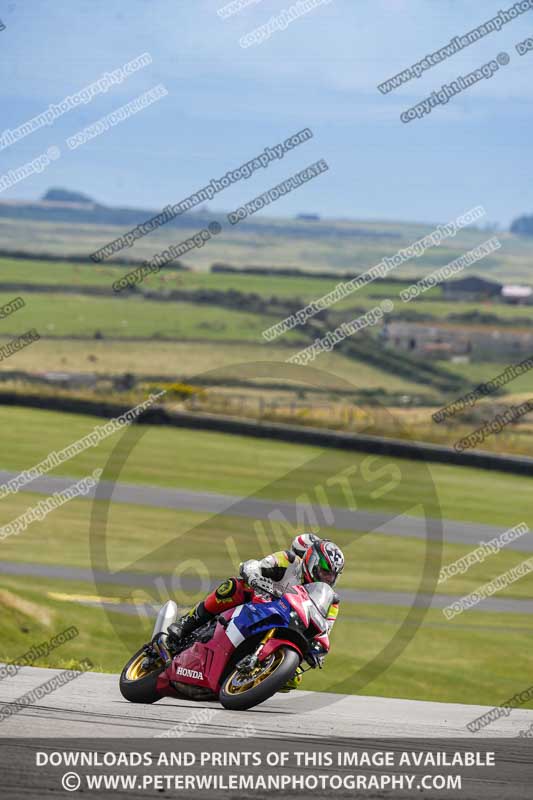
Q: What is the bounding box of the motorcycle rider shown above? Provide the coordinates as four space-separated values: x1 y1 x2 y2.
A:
167 535 344 679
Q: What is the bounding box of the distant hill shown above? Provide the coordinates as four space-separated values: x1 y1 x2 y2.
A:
0 188 399 242
1 188 525 280
43 188 98 205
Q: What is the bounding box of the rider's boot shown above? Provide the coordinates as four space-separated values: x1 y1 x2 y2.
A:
166 602 213 651
278 667 304 692
141 641 161 671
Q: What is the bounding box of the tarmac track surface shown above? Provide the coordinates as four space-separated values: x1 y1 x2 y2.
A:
2 558 533 615
1 666 532 739
2 471 533 615
1 470 530 551
2 671 532 798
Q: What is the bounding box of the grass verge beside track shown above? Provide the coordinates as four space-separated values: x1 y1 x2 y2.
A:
1 491 533 599
0 406 532 528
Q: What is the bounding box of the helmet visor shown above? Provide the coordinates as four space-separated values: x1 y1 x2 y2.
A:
316 555 336 585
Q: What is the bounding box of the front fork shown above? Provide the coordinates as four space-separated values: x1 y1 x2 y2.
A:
235 628 276 673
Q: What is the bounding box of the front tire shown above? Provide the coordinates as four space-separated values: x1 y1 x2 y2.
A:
219 646 300 711
119 647 165 703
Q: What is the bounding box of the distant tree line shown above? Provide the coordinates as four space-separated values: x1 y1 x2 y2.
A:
210 263 414 284
0 248 189 270
510 215 533 236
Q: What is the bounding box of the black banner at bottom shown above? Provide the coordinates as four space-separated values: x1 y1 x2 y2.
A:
0 737 531 799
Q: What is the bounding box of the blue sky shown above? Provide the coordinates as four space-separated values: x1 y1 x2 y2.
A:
0 0 531 226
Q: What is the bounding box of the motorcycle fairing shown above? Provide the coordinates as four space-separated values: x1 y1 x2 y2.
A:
285 584 331 635
167 618 233 692
224 598 292 647
159 599 292 694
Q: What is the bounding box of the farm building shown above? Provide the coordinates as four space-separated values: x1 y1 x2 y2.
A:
442 276 502 301
384 320 533 361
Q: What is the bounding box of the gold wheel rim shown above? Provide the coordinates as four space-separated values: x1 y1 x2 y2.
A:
224 650 286 695
126 652 160 681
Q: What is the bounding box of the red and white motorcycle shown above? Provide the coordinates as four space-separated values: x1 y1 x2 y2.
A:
119 582 333 711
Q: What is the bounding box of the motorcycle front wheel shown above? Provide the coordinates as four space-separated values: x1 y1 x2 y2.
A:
119 647 165 703
219 646 300 711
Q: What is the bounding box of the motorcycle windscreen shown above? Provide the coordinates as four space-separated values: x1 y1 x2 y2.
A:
305 582 335 617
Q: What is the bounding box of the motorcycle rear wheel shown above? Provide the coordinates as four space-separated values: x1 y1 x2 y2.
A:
119 647 165 703
219 646 300 711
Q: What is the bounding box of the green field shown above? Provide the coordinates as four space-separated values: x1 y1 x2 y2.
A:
0 250 450 397
2 252 533 415
318 603 533 702
0 291 306 342
0 213 531 281
0 258 125 288
441 359 533 394
1 406 532 528
0 337 431 396
2 485 533 601
3 256 533 327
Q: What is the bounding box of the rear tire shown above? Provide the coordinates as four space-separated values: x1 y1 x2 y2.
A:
219 646 300 711
119 647 165 704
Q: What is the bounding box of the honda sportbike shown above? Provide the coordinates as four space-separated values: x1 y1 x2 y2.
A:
119 582 333 710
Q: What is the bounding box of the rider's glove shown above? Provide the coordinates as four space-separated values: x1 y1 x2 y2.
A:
306 644 326 669
248 575 277 597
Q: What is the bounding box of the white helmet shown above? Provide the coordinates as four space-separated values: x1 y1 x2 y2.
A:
291 532 320 559
302 540 345 587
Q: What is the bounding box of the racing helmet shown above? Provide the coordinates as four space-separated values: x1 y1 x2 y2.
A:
291 532 320 558
302 540 344 587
